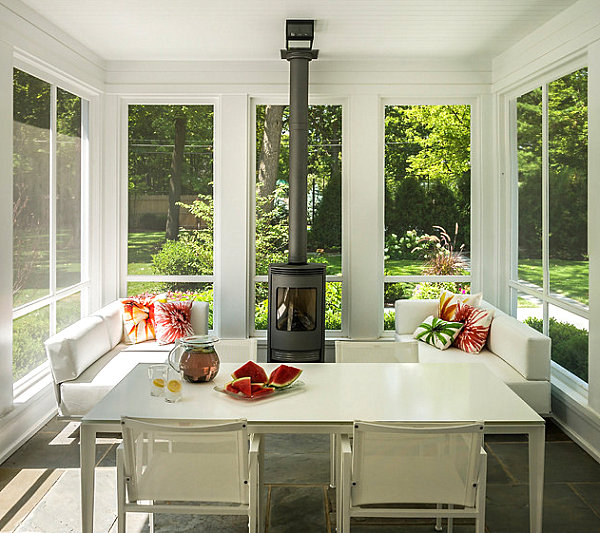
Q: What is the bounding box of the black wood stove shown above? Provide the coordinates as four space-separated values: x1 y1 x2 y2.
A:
267 22 325 363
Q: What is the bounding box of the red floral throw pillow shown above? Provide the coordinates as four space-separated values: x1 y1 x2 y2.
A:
154 301 194 345
453 303 494 354
122 297 156 344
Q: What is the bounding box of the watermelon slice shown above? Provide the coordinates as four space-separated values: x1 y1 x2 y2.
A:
251 383 266 394
252 386 275 398
267 365 302 389
225 376 252 397
231 361 268 384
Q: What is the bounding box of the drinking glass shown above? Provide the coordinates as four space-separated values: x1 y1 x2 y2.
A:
148 364 166 397
164 365 183 403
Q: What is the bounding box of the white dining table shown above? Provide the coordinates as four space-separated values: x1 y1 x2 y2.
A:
80 362 545 533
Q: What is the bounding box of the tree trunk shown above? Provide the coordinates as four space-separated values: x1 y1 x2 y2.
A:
166 116 186 240
257 105 285 212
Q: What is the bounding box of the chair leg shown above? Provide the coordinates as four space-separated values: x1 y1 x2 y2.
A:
434 504 442 531
116 447 126 533
330 433 336 488
448 504 453 533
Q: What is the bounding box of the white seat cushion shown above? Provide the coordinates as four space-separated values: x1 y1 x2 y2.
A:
397 334 551 413
59 347 168 417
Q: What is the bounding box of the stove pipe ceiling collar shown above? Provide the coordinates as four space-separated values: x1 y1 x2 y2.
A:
281 20 318 264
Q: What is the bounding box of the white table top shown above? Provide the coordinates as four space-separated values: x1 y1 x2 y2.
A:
83 362 543 427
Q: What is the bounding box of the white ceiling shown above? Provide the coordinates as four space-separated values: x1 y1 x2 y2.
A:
19 0 579 62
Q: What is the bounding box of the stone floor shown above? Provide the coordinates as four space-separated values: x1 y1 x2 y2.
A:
0 417 599 532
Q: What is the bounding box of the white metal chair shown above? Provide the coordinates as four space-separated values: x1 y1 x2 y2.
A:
331 340 419 487
334 340 419 363
339 421 487 533
116 417 261 533
214 338 258 363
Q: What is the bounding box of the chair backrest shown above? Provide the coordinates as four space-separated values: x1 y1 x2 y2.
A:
215 339 258 363
121 417 249 504
351 421 484 507
335 341 418 363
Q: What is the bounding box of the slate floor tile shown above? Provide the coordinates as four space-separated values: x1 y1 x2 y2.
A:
265 452 330 484
14 468 116 533
486 482 600 533
264 433 329 454
570 482 600 515
268 485 327 532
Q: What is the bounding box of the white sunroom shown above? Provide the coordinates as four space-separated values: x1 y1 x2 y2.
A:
0 0 600 512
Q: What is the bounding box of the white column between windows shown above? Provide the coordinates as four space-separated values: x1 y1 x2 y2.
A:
347 94 383 339
587 42 600 412
0 40 14 415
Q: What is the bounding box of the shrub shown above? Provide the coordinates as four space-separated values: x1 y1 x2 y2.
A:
524 316 588 381
413 224 468 276
384 282 407 304
412 281 469 300
384 230 436 261
384 310 396 331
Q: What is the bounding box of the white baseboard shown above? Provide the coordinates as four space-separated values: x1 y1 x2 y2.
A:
0 384 57 465
551 383 600 463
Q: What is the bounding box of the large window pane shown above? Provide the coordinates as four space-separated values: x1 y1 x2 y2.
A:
56 88 82 290
13 307 50 382
548 305 588 382
254 104 342 330
516 87 543 287
384 105 471 276
548 69 588 306
128 105 214 278
56 292 81 333
13 69 51 308
515 290 543 325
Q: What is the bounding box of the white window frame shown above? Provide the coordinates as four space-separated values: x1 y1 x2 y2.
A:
381 98 479 333
249 96 348 338
12 58 93 392
505 57 589 393
120 96 218 328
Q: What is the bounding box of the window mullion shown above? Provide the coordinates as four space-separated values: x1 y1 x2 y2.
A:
541 84 550 306
49 84 57 336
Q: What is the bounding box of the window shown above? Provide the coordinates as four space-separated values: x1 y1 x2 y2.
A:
512 68 588 383
384 104 472 330
13 69 88 382
253 104 342 333
127 105 215 326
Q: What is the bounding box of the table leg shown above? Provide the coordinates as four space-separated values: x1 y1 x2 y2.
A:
80 424 97 533
529 425 545 533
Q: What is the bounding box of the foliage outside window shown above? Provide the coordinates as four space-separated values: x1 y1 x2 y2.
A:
254 104 342 331
13 69 87 381
384 105 472 330
513 68 588 382
127 105 215 326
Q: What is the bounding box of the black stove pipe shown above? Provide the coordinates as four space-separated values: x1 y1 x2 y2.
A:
281 49 318 264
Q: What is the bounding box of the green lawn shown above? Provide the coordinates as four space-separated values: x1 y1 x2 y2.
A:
519 259 588 305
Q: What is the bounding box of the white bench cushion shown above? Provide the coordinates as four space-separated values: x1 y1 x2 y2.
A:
45 316 112 384
395 299 439 334
93 300 123 349
487 313 551 381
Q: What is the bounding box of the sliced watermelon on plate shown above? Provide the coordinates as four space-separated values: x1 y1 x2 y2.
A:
231 361 268 384
267 364 302 389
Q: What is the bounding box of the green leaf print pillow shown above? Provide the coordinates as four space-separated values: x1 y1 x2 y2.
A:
413 315 464 350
